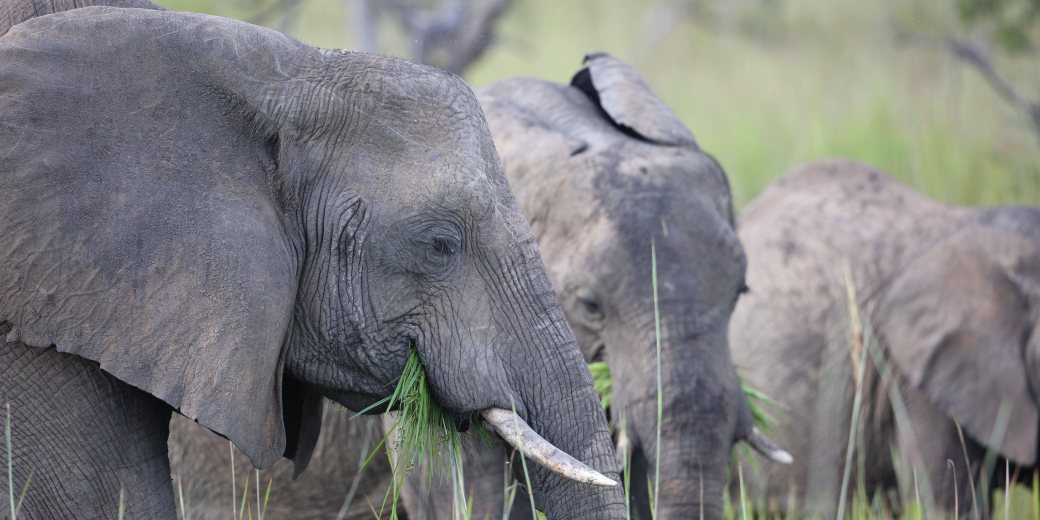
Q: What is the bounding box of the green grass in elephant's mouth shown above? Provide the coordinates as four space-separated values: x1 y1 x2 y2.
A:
356 349 490 519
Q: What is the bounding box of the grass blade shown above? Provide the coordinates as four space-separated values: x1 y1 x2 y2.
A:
738 464 748 520
7 403 14 520
650 238 662 518
238 468 250 520
177 473 187 520
14 471 31 519
836 265 869 520
230 441 237 520
261 478 272 520
509 399 538 520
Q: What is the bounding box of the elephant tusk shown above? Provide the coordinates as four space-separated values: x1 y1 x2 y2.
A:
745 426 793 464
481 407 617 487
614 428 631 468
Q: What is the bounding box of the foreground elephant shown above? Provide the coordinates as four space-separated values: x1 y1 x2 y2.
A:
731 158 1040 517
0 5 624 519
170 54 792 519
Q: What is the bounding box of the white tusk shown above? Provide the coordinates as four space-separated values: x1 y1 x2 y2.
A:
745 426 793 464
614 428 631 468
481 407 617 487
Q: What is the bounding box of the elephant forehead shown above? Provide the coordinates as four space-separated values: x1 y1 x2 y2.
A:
591 156 726 223
333 56 495 150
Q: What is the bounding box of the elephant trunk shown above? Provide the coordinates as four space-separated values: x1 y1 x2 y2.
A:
482 242 625 518
417 234 625 517
625 387 732 520
614 317 744 520
651 435 729 519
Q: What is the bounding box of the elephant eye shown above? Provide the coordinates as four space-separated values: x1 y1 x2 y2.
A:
738 283 750 295
430 236 460 257
421 234 461 273
574 287 604 320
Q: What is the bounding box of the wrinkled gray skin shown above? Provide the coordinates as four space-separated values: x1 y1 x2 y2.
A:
0 4 623 519
170 54 768 520
732 159 1040 517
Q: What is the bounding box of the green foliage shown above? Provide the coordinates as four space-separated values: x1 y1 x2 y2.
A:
588 361 613 410
381 350 462 475
737 374 782 433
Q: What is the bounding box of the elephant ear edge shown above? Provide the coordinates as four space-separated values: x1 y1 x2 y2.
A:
0 8 319 470
570 52 698 148
874 226 1040 465
0 0 164 37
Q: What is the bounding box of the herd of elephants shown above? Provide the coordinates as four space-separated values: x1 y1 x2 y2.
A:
0 1 1037 519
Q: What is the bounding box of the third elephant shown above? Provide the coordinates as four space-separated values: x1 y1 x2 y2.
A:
731 158 1040 518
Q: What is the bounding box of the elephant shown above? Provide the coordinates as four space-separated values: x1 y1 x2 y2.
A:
0 4 626 519
170 52 793 520
730 158 1040 517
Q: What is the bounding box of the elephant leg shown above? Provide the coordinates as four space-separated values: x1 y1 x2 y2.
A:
0 337 174 519
893 380 985 518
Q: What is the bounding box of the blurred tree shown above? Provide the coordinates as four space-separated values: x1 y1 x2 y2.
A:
353 0 513 74
248 0 512 74
903 0 1040 142
635 0 785 59
957 0 1040 53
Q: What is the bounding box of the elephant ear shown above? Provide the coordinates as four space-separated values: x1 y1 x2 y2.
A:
0 8 320 469
874 226 1040 465
570 52 698 148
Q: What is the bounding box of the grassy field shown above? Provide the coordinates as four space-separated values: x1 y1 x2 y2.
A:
5 1 1033 519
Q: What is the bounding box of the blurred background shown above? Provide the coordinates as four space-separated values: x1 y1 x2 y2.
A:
153 0 1040 209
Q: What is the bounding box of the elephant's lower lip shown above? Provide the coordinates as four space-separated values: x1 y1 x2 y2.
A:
329 391 390 414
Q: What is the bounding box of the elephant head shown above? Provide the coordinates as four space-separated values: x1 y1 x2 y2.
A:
477 53 789 519
874 206 1040 468
0 7 623 517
